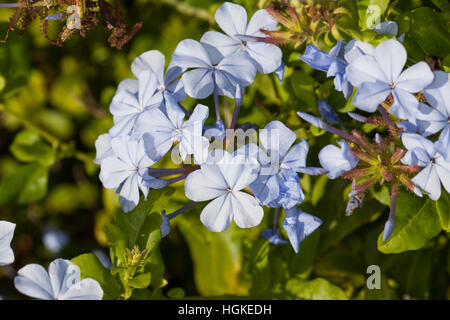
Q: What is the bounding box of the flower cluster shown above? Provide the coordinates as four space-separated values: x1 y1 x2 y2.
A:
299 23 450 240
94 2 323 254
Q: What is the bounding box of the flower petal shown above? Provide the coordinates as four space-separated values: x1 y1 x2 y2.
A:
374 39 406 84
131 50 165 84
423 70 450 117
390 88 420 120
15 264 55 300
246 42 282 74
185 169 226 202
215 2 247 38
0 221 15 266
59 278 103 300
260 120 297 159
353 81 390 113
396 61 434 93
412 165 441 200
200 194 233 232
230 191 264 228
182 68 214 99
48 259 80 298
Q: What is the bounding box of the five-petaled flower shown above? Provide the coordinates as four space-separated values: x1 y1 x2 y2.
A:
14 259 103 300
184 149 263 232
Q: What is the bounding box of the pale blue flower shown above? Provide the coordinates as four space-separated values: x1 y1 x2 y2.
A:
15 259 103 300
94 133 114 165
346 39 434 118
414 71 450 159
131 50 185 104
300 42 354 98
260 228 288 245
184 149 263 232
135 102 210 163
0 221 15 266
318 100 340 124
275 62 285 83
267 169 304 209
370 21 405 42
169 39 257 99
42 227 70 255
248 121 325 209
300 44 334 72
99 136 158 213
319 140 359 179
160 211 170 239
371 21 398 36
200 2 282 74
92 250 112 270
397 121 418 134
205 120 226 140
109 71 163 137
401 133 450 200
343 40 374 65
282 207 322 253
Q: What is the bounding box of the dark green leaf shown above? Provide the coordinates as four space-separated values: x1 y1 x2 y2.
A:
72 253 122 300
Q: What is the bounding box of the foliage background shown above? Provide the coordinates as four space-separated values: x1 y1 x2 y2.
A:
0 0 449 300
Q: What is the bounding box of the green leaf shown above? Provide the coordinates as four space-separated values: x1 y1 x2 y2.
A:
177 208 248 296
71 253 122 300
371 184 391 207
104 223 128 263
436 192 450 231
247 238 271 296
108 187 174 251
0 163 48 205
288 230 320 279
10 130 56 166
167 287 186 299
129 273 151 289
431 0 450 11
381 249 433 299
287 70 317 113
377 192 442 253
408 8 450 58
284 277 348 300
105 188 174 262
145 247 165 289
443 54 450 72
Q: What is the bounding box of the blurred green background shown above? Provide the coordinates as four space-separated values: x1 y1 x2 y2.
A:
0 0 449 300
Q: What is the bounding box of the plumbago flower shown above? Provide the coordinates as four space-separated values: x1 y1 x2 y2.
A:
248 121 325 209
0 221 15 266
414 71 450 159
401 133 450 200
346 39 434 119
282 207 322 253
301 41 353 99
135 101 210 163
169 39 257 99
14 259 103 300
131 50 185 105
300 23 405 100
297 108 424 241
184 149 263 232
109 71 163 137
99 135 166 213
200 1 282 74
319 140 359 179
